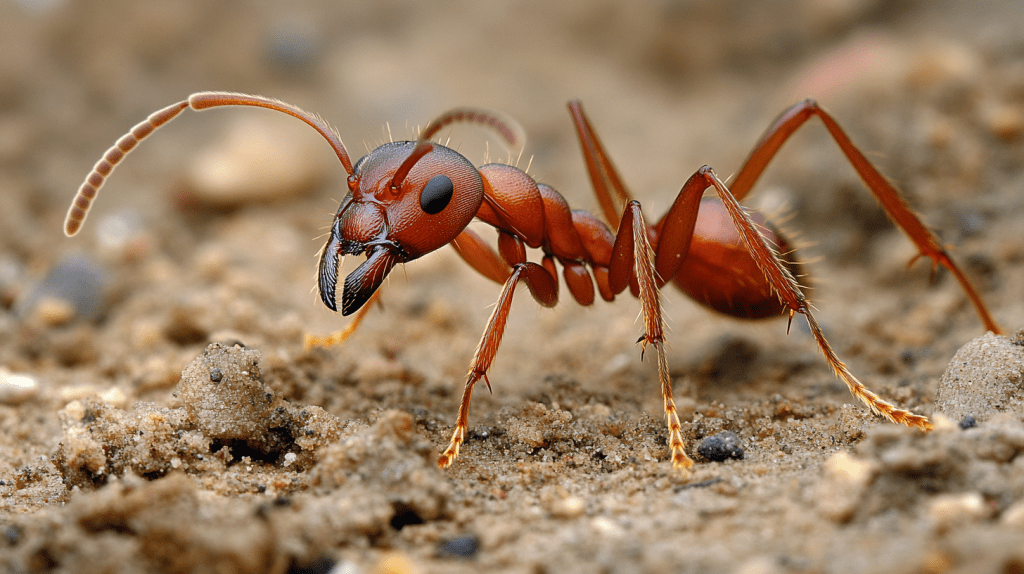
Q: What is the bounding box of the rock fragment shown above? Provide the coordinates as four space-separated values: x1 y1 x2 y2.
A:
935 331 1024 422
697 431 745 462
0 369 39 405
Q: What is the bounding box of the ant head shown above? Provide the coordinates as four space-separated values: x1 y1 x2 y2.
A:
62 93 522 317
317 141 485 315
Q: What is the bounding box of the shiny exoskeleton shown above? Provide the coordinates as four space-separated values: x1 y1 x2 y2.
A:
65 92 1001 470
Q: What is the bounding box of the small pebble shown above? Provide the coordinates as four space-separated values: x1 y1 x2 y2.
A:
590 516 624 537
959 415 977 429
30 296 76 327
817 451 879 523
697 431 745 462
98 387 128 409
1000 500 1024 527
550 495 585 519
927 492 990 530
3 525 22 546
373 553 418 574
0 369 40 405
17 256 108 321
935 331 1024 423
982 102 1023 142
436 535 479 559
823 451 877 488
929 412 959 432
905 41 981 90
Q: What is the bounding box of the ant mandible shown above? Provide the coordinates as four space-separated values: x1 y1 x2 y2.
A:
64 92 1001 470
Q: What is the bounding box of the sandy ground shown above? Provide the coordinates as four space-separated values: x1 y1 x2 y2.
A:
2 0 1024 572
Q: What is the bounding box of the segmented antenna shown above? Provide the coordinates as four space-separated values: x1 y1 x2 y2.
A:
64 91 354 237
418 107 526 151
64 101 189 236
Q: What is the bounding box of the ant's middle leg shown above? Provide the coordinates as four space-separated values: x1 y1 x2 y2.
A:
607 200 693 469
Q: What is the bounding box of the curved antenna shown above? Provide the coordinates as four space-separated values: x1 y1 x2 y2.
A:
389 107 526 193
419 107 526 150
64 100 188 236
64 91 354 237
387 141 435 196
187 92 353 173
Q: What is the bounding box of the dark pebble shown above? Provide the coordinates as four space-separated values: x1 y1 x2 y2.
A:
438 535 479 559
959 415 977 429
286 556 334 574
4 525 21 546
697 431 745 462
18 255 108 320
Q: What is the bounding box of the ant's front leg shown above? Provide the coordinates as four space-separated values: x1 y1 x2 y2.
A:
438 231 558 468
303 290 381 349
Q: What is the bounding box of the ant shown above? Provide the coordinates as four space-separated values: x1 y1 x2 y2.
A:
65 92 1001 469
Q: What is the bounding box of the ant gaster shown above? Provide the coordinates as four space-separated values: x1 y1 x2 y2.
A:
65 92 1001 469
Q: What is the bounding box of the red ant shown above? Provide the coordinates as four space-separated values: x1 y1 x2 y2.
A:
65 92 1001 469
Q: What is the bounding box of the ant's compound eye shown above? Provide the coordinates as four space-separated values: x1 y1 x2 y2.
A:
420 174 454 215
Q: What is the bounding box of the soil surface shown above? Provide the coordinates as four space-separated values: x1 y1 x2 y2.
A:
2 1 1024 573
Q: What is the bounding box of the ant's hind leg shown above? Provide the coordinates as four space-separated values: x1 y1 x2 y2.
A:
729 99 999 334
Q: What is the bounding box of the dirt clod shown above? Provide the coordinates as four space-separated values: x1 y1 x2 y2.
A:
935 332 1024 423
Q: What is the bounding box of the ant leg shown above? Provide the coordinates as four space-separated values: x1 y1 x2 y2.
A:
609 201 693 469
304 289 381 349
571 103 933 441
437 262 557 468
730 99 1000 334
568 101 634 229
697 166 933 430
450 228 513 285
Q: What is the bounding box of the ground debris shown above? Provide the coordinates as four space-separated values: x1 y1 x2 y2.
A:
816 414 1024 525
53 343 342 491
10 408 451 574
935 330 1024 423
